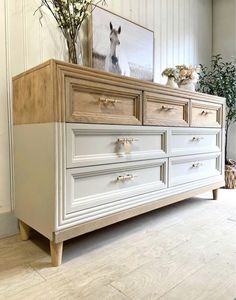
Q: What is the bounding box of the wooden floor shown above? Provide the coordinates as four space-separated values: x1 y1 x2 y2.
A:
1 189 236 300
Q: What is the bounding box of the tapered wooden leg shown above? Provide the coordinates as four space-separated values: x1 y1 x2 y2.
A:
19 220 31 241
212 189 219 200
50 241 63 267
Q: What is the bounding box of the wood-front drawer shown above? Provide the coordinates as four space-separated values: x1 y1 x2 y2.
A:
170 128 222 156
65 77 142 125
169 153 221 187
66 124 168 168
143 92 189 126
66 159 167 214
191 100 223 127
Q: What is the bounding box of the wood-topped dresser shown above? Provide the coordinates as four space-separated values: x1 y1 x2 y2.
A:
13 60 225 266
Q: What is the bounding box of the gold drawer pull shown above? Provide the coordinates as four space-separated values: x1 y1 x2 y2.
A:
192 162 203 168
117 138 139 143
161 105 177 111
117 174 138 181
99 97 121 105
201 110 213 116
192 137 204 142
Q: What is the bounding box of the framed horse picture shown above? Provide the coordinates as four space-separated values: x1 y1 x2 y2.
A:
89 6 154 82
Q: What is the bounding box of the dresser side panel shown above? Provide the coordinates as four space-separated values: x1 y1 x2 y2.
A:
14 123 56 239
13 61 56 125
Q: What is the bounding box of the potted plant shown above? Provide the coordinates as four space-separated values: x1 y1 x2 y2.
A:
35 0 107 64
197 54 236 165
161 68 179 89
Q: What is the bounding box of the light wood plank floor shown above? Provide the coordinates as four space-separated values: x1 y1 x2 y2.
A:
1 189 236 300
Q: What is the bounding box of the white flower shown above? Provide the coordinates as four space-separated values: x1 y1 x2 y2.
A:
75 3 82 10
191 71 199 83
69 3 74 13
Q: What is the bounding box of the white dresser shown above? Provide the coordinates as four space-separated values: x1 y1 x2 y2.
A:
13 60 225 266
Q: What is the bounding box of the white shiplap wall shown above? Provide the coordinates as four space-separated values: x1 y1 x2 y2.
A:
0 0 212 235
6 0 213 79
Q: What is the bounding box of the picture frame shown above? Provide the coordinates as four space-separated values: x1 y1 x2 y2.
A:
88 6 154 82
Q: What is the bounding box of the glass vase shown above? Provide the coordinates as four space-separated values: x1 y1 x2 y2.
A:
66 36 83 65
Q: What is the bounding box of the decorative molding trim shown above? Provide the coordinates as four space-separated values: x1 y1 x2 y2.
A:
57 175 224 230
169 153 221 187
67 123 168 168
3 0 14 211
170 128 222 156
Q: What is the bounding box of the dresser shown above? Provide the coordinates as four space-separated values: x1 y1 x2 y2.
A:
13 60 225 266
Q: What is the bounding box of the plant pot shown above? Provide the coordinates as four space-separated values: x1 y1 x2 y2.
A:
166 77 178 89
179 80 196 92
225 162 236 189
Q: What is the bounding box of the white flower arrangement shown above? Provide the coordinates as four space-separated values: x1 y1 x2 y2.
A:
176 64 201 85
162 65 201 88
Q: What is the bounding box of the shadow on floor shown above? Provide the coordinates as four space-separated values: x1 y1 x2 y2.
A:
28 195 212 264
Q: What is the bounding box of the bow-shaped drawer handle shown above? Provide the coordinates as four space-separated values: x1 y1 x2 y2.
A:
192 162 203 168
117 138 139 143
117 174 138 181
99 97 121 104
161 105 177 111
201 110 213 116
192 137 205 142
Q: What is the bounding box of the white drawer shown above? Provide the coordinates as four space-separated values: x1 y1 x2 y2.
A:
170 128 221 156
66 159 167 214
169 153 221 187
66 124 167 168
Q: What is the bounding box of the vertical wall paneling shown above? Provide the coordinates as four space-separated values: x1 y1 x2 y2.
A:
138 0 146 27
178 0 185 64
7 0 26 77
160 0 167 82
198 0 212 67
156 0 162 83
146 0 153 31
173 0 177 66
184 0 189 64
167 0 173 68
24 0 41 68
0 0 11 213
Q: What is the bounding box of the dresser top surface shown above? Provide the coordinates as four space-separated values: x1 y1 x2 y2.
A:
13 59 225 105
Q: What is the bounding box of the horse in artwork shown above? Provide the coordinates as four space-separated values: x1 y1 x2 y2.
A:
105 22 122 74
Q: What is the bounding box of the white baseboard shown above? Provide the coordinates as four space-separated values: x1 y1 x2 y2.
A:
0 212 18 238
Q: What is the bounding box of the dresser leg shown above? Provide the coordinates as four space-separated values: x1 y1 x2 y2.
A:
19 220 31 241
50 241 63 267
212 189 219 200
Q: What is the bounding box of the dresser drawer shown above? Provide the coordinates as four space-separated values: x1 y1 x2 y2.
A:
169 153 221 187
66 124 168 168
191 100 223 127
65 77 142 125
170 128 222 156
143 92 189 126
66 159 167 214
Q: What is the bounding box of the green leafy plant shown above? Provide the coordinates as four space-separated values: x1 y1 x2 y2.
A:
197 54 236 163
35 0 107 64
